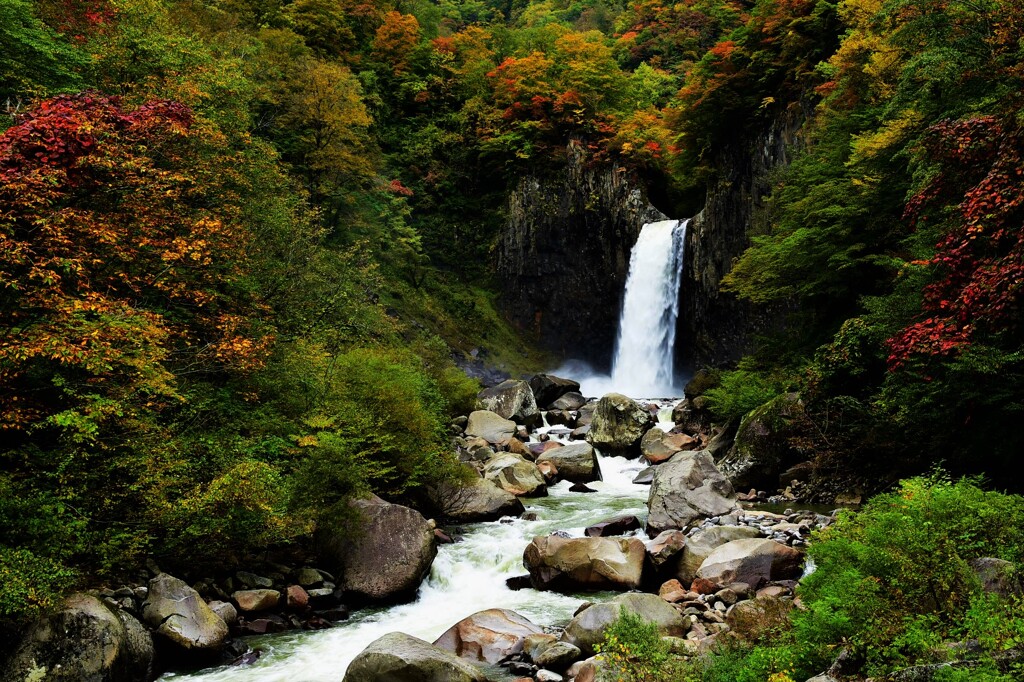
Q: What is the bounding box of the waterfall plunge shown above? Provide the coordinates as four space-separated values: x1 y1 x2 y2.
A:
607 219 688 397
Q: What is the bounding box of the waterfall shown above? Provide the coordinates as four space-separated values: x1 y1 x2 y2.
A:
608 219 688 397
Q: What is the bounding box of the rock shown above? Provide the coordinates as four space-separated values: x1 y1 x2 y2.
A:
433 608 543 664
585 393 654 457
533 641 581 671
646 530 688 567
432 472 526 522
641 428 699 464
234 618 285 636
645 451 739 536
726 596 793 641
719 393 806 490
567 657 602 682
524 536 645 592
778 461 814 487
524 633 559 660
550 391 587 411
477 380 541 427
970 557 1022 599
569 482 597 493
286 585 309 611
465 410 517 445
319 495 437 603
143 573 228 654
233 589 280 612
536 442 600 483
697 538 804 589
536 670 563 682
537 460 559 480
678 525 764 583
659 579 686 598
530 374 582 407
562 593 688 656
632 467 656 485
684 370 717 400
343 632 486 682
208 600 238 625
805 675 839 682
507 437 533 458
484 453 547 497
528 441 564 459
584 515 641 537
295 567 324 589
3 594 154 682
576 402 597 426
570 425 590 440
545 410 576 428
236 571 273 589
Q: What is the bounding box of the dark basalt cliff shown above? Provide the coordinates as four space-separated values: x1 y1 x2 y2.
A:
679 106 808 368
495 141 666 369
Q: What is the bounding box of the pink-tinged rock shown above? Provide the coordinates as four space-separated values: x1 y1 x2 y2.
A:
286 585 309 611
232 589 280 612
433 608 543 663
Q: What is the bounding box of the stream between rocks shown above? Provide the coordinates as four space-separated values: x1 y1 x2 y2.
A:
162 406 678 682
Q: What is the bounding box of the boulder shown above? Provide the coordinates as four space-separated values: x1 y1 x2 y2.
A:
477 380 540 427
645 530 687 568
319 495 437 603
343 632 486 682
586 393 653 457
970 557 1022 599
678 525 764 583
533 641 581 670
545 410 576 428
295 567 324 588
431 469 526 522
719 393 806 490
684 370 716 400
535 442 600 483
3 594 154 682
726 595 794 641
632 466 656 485
645 451 739 536
232 589 280 612
465 410 517 445
286 585 309 611
143 573 228 654
640 428 699 464
561 593 688 656
530 374 582 408
697 538 804 589
584 515 642 537
550 391 587 411
484 453 547 497
528 441 564 459
208 600 238 625
523 536 645 592
433 608 543 664
576 403 597 426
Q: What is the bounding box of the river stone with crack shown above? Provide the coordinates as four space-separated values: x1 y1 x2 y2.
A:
432 474 526 522
678 525 764 582
143 573 228 654
433 608 544 664
319 495 437 603
523 536 645 592
645 450 739 536
2 593 154 682
696 538 804 589
477 380 541 427
561 593 688 656
640 427 698 464
535 442 600 483
344 632 487 682
465 410 517 445
586 393 653 457
484 453 547 497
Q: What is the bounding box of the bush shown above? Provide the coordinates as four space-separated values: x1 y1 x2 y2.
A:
704 358 788 422
596 607 678 682
0 547 75 622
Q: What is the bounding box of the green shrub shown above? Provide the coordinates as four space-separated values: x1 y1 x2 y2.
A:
704 358 788 422
596 607 677 682
0 547 75 621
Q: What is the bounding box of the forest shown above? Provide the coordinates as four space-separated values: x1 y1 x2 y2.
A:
2 0 1024 679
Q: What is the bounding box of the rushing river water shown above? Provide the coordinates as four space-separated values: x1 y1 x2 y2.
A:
164 409 677 682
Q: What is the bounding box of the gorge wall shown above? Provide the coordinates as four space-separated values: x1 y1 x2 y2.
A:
495 141 666 369
679 104 809 369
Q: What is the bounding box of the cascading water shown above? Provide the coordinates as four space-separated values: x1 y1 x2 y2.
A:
608 219 688 397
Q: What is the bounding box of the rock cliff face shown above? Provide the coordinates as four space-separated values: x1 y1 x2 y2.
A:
495 141 666 369
679 105 809 368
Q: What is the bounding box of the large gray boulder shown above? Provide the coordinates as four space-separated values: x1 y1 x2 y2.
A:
719 393 806 490
432 474 525 522
319 496 437 603
535 442 600 483
483 453 547 497
477 380 540 427
344 632 487 682
530 374 581 408
433 608 543 664
645 451 739 536
696 538 804 588
550 391 587 411
585 393 653 457
523 536 645 592
465 410 517 445
143 574 228 654
2 594 154 682
678 525 763 583
561 593 688 656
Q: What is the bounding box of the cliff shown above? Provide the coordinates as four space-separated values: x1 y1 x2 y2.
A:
495 141 666 369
